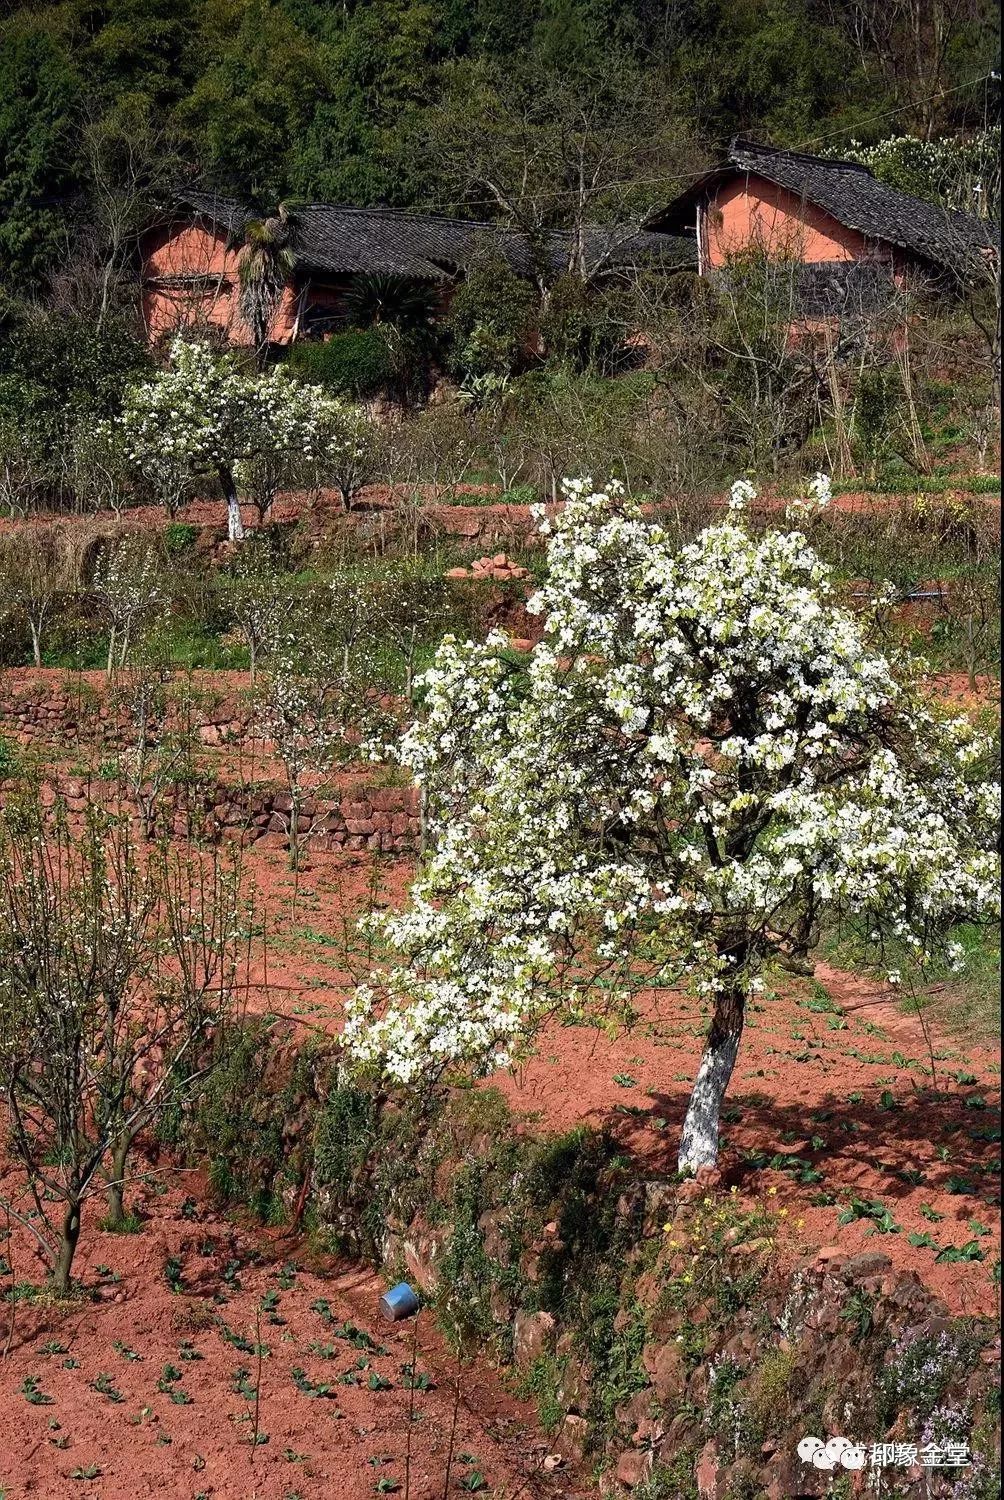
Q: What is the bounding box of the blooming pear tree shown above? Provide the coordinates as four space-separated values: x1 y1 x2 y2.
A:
346 478 1000 1172
93 535 164 678
255 635 349 872
299 400 378 511
217 534 287 682
118 339 374 539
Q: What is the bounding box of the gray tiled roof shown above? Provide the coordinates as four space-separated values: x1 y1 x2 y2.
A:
174 192 695 279
652 138 998 271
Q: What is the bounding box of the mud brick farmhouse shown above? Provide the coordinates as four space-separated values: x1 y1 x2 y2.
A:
140 140 997 348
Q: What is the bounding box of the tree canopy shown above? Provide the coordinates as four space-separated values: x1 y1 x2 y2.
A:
345 478 1000 1170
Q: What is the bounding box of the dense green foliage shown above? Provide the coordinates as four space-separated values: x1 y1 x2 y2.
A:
1 0 998 292
0 300 150 443
287 329 398 397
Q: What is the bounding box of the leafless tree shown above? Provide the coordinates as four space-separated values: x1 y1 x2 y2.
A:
837 0 993 137
424 58 703 293
112 664 201 840
80 98 182 330
92 535 165 679
0 526 76 667
0 793 251 1285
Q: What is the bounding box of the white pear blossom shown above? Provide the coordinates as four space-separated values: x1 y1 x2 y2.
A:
118 339 374 539
787 471 832 519
345 478 1000 1172
728 477 757 512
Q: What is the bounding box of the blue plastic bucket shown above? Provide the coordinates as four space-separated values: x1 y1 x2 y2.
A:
379 1281 420 1321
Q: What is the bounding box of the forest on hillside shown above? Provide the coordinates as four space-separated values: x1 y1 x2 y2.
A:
1 0 1001 293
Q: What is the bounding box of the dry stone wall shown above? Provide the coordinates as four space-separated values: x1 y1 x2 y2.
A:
0 773 422 853
1 676 254 750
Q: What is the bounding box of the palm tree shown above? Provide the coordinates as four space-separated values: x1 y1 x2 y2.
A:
237 204 296 366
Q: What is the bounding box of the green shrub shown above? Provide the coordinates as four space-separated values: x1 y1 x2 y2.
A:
184 1023 327 1223
287 330 394 397
0 735 20 779
538 274 626 374
313 1083 379 1205
498 484 538 505
0 303 149 446
445 252 537 379
163 522 199 556
633 1459 700 1500
515 1354 566 1432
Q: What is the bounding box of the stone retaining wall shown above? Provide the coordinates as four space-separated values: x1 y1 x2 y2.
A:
0 678 252 750
177 1047 1000 1500
0 773 422 853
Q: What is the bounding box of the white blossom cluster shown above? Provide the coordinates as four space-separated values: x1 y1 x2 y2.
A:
786 471 832 518
93 537 164 669
115 339 373 522
345 477 1000 1083
823 129 1000 215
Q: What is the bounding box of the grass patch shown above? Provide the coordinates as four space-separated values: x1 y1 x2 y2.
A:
821 921 1001 1043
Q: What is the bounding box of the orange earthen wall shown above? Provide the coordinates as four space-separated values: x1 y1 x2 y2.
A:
704 174 890 267
141 222 300 346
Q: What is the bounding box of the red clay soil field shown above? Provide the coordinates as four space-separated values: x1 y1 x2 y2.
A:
0 673 999 1495
0 840 998 1497
237 842 1001 1318
0 1155 576 1500
1 477 998 547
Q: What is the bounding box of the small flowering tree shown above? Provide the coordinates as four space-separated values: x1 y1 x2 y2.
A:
118 340 372 540
232 370 341 525
345 478 1000 1172
67 419 133 518
255 635 352 872
93 535 164 678
217 534 286 682
0 525 74 667
256 613 397 871
299 400 378 511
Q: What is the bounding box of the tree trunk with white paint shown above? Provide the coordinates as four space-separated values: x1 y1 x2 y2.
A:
220 464 245 542
678 983 745 1173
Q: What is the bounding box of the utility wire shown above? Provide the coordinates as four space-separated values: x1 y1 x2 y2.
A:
793 71 998 152
401 69 998 219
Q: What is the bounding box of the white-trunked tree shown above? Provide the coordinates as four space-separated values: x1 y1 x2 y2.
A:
118 339 374 540
346 478 1000 1172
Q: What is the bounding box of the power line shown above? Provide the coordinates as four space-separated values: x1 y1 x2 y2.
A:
401 71 999 221
793 72 997 152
